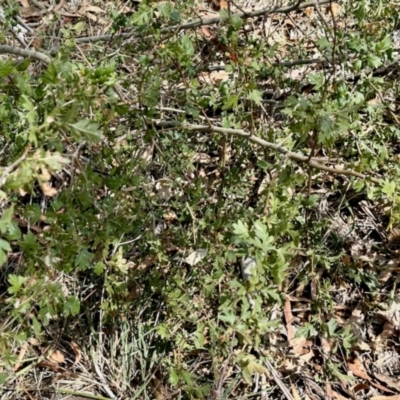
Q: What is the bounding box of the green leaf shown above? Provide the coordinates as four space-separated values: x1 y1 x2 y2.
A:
64 296 80 316
326 319 337 337
0 239 11 252
75 248 94 271
0 59 14 78
219 310 236 325
246 89 263 106
0 206 14 234
0 373 8 386
181 35 194 56
42 62 59 85
308 72 324 90
32 316 41 336
42 152 70 171
15 58 31 72
8 274 28 294
69 119 103 143
0 249 7 267
93 261 106 276
366 54 381 68
382 179 395 197
230 15 243 30
232 220 249 239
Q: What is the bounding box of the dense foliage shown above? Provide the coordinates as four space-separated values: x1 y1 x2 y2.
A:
1 0 400 398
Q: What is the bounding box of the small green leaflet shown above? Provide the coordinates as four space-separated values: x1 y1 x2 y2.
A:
70 119 103 143
246 89 263 106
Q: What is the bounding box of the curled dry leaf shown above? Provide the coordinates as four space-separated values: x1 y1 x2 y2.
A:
48 349 65 364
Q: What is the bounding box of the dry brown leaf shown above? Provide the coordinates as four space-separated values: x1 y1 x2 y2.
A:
193 153 212 164
331 391 350 400
304 6 314 18
369 381 396 394
374 373 400 392
379 260 399 284
321 337 334 355
17 0 30 7
78 4 106 15
283 297 295 340
353 382 370 393
291 385 301 400
199 71 230 84
28 337 40 346
344 302 370 350
347 357 370 380
201 26 213 38
329 2 341 16
36 360 65 373
371 396 400 400
326 381 333 398
14 341 29 371
377 295 400 328
220 0 228 10
48 349 65 364
70 341 81 367
86 12 107 24
138 256 154 270
374 322 395 351
40 182 58 197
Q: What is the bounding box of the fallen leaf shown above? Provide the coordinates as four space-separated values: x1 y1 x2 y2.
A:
201 26 213 38
284 297 295 340
370 380 396 394
48 349 65 364
347 357 370 380
40 182 58 197
36 360 65 372
77 4 106 15
374 373 400 391
184 249 207 266
353 382 370 393
377 295 400 328
291 385 301 400
198 70 230 84
331 390 350 400
329 2 341 16
379 260 399 284
326 381 333 398
70 341 81 367
28 338 40 346
17 0 30 7
371 396 400 400
14 342 29 371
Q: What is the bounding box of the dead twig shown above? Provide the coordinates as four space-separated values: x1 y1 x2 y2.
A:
0 45 51 64
150 119 381 184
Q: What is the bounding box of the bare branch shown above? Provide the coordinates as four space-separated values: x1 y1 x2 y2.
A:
75 0 331 44
150 119 381 184
0 45 51 64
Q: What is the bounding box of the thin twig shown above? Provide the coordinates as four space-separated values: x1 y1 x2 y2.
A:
0 45 51 64
150 119 381 184
265 359 295 400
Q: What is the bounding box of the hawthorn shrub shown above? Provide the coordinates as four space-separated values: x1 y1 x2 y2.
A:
0 0 399 398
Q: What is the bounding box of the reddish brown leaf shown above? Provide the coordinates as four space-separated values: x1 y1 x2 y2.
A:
347 357 370 380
